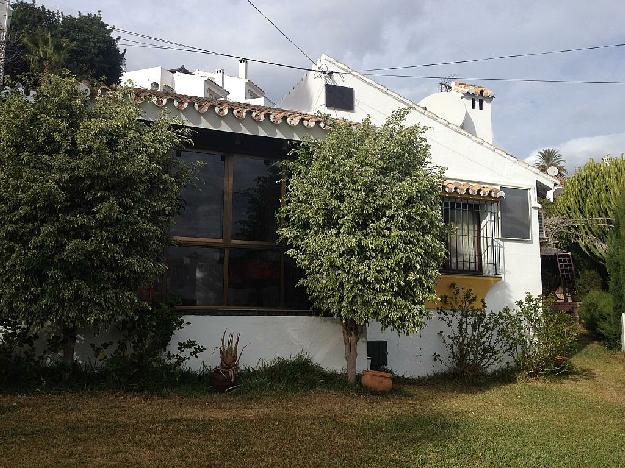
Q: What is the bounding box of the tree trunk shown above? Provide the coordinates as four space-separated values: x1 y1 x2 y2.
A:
62 325 76 368
342 319 360 384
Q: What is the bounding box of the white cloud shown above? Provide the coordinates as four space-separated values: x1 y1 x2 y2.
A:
35 0 625 160
526 132 625 172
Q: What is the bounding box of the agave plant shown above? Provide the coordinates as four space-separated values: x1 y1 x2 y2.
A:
219 331 243 370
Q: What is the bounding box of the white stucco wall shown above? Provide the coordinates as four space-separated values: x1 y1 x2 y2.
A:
169 315 367 373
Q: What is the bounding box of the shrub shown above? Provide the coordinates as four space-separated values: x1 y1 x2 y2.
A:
607 190 625 348
508 294 578 376
575 269 604 300
434 285 518 378
238 354 348 393
579 290 620 348
90 301 206 389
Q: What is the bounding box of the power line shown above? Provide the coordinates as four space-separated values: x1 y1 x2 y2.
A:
115 27 625 86
365 41 625 72
362 74 625 85
244 0 315 65
118 40 625 86
115 30 322 73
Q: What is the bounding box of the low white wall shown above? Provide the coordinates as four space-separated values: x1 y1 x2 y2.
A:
170 315 368 373
367 318 449 377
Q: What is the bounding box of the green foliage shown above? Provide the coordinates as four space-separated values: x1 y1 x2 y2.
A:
607 191 625 346
278 110 447 332
238 354 350 394
579 290 620 347
434 285 518 378
5 1 125 85
575 269 604 300
554 157 625 263
507 294 578 376
0 75 189 354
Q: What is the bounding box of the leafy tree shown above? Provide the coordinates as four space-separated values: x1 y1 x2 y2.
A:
553 157 625 263
535 148 567 175
607 191 625 346
22 29 68 76
278 111 447 383
5 1 124 86
0 75 189 365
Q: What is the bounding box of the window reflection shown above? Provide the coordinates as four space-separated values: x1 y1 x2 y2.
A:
167 246 224 305
228 249 281 307
283 254 310 309
173 152 224 238
232 157 281 241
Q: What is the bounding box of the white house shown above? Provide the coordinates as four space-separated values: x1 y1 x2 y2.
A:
73 55 558 377
121 59 271 106
280 55 560 375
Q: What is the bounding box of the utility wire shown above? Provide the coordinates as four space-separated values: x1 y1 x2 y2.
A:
118 40 625 86
244 0 316 65
365 41 625 71
363 74 625 85
115 30 322 73
115 28 625 85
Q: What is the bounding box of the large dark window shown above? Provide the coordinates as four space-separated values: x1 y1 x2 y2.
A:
173 151 224 238
442 198 501 276
500 187 531 239
232 157 281 242
228 249 281 307
166 150 309 311
167 246 224 306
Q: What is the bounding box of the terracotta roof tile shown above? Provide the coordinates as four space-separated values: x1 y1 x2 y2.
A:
443 180 504 199
128 88 327 130
452 81 495 98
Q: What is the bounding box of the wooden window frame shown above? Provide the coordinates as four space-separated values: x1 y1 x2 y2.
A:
167 149 306 312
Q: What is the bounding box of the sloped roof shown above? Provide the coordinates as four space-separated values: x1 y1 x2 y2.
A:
443 180 504 199
130 88 326 129
317 55 559 187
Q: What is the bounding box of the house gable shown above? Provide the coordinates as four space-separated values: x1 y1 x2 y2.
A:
281 55 558 190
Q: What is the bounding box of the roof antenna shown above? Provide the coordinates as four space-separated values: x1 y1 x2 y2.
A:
439 76 454 92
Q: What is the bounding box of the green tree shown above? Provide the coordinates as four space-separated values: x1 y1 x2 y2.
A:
0 75 189 365
553 157 625 263
5 1 124 86
22 29 68 76
535 148 567 175
607 191 625 347
278 111 447 383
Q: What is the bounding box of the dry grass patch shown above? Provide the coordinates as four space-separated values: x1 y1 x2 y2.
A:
1 343 624 467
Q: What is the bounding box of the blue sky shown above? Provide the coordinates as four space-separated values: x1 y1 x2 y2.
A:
32 0 625 171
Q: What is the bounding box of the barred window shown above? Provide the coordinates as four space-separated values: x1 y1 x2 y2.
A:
442 198 502 276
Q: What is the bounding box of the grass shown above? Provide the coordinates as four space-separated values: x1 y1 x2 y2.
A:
1 343 624 467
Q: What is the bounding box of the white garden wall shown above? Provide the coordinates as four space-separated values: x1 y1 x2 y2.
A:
170 315 367 373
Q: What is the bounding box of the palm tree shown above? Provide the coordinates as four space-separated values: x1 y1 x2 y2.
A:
535 148 567 176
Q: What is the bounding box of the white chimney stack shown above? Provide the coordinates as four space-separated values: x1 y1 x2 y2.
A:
239 59 248 80
215 68 225 88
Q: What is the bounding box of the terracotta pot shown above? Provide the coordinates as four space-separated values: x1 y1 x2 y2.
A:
361 370 393 393
210 367 235 393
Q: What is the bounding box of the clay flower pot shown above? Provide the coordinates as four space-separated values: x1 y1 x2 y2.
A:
361 370 393 393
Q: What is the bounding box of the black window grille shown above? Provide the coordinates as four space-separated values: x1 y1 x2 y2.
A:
442 198 502 276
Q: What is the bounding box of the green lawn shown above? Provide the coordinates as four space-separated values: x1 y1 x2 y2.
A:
1 343 624 467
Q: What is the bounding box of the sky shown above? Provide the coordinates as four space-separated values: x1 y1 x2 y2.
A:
26 0 625 171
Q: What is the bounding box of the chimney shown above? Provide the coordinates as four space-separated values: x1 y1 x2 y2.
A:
215 68 225 88
451 81 494 144
239 59 248 80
